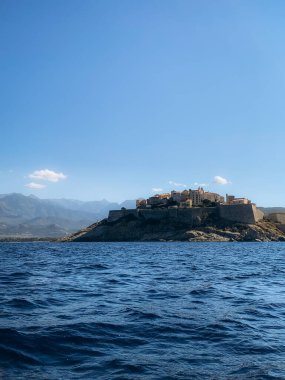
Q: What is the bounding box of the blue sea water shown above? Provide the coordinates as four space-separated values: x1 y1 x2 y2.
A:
0 242 285 379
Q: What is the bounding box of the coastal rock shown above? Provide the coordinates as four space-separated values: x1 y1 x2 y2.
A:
62 214 285 243
186 230 230 242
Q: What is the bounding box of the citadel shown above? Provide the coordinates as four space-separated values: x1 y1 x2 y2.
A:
107 187 264 226
67 188 285 242
136 187 252 209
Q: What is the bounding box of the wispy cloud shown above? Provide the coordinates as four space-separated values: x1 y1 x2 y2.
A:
25 182 46 189
152 187 163 192
169 181 187 188
29 169 67 182
214 176 231 185
194 182 208 187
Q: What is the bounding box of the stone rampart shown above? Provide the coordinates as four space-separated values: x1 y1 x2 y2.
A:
267 213 285 224
253 206 265 222
219 204 263 224
108 207 218 225
108 204 264 225
138 207 218 227
108 209 138 222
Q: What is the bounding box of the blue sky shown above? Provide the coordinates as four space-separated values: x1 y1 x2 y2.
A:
1 0 285 205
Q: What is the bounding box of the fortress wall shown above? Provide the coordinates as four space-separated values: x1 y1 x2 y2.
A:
138 207 218 226
108 204 263 225
267 213 285 224
108 210 124 222
176 207 218 225
110 208 199 224
253 207 265 222
138 209 169 220
168 208 178 218
108 209 138 222
219 204 263 224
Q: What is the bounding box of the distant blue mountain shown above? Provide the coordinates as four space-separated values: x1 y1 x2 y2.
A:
0 193 135 238
259 207 285 215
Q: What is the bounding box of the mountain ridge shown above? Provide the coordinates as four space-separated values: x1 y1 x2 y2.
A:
0 193 135 238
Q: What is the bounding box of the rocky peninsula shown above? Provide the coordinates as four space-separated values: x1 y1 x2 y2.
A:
63 188 285 242
63 208 285 242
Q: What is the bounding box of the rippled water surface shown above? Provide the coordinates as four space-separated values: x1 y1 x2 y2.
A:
1 242 285 379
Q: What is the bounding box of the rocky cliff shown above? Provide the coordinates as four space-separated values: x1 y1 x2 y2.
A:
63 213 285 242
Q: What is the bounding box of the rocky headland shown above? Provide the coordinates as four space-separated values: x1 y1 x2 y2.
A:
63 213 285 242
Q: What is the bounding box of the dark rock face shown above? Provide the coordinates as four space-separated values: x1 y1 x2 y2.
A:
64 214 285 242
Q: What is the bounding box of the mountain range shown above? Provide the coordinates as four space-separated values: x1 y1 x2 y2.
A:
0 193 135 238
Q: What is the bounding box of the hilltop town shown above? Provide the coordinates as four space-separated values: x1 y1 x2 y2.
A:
64 186 285 242
136 187 251 210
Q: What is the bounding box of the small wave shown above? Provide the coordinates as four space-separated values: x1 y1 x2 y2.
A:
5 298 35 309
190 285 215 296
9 271 31 277
0 328 41 366
80 263 109 270
125 307 162 320
0 345 41 366
104 358 145 374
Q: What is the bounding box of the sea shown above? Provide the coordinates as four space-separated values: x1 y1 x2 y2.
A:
0 242 285 380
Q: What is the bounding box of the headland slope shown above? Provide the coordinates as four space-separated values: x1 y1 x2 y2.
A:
64 205 285 242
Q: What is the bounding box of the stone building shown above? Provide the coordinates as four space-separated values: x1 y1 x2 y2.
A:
136 198 147 208
171 190 189 203
189 187 205 206
203 191 225 204
137 187 235 210
226 194 251 205
147 196 168 207
179 199 193 208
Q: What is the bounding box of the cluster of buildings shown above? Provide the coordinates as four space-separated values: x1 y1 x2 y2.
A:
136 187 252 209
225 194 251 205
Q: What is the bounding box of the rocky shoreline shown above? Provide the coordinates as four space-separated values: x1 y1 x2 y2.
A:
63 215 285 242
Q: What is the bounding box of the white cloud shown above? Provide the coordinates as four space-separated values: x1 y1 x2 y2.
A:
29 169 67 182
25 182 46 190
169 181 187 188
194 182 208 187
152 187 163 192
214 176 231 185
